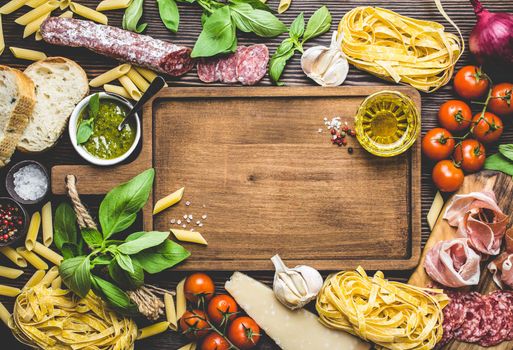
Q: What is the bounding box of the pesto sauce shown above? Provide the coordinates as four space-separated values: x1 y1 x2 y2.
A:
78 100 136 160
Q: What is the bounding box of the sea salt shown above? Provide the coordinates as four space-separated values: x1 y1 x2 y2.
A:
13 164 48 201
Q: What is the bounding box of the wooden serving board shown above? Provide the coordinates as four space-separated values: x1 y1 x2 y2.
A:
52 86 421 271
409 171 513 350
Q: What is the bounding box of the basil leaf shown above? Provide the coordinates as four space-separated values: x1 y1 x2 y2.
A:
81 228 103 248
269 41 296 85
54 202 78 251
115 253 135 273
289 12 305 40
59 256 91 298
303 6 332 42
230 3 286 37
484 153 513 175
76 121 93 145
108 259 144 290
89 93 100 119
157 0 179 33
92 275 138 315
61 242 80 259
132 240 190 274
499 144 513 162
228 0 272 12
192 6 235 58
118 231 170 255
99 168 155 239
122 0 147 33
91 255 112 266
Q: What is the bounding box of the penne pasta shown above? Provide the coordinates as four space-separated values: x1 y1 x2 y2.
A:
23 11 50 38
176 278 186 320
89 63 131 87
25 211 41 251
40 266 59 286
41 202 53 246
9 47 47 61
70 2 108 24
126 68 150 92
59 9 73 18
33 241 63 266
34 31 43 41
154 187 184 215
134 66 158 82
0 284 21 297
59 0 70 10
277 0 291 14
0 302 10 327
15 0 59 25
0 265 24 279
0 0 29 15
171 229 208 246
178 344 195 350
23 269 45 290
103 84 131 99
136 321 170 340
0 15 4 56
0 247 27 267
164 293 177 330
51 276 62 289
190 344 197 350
119 75 142 101
25 0 47 8
96 0 131 11
16 247 49 270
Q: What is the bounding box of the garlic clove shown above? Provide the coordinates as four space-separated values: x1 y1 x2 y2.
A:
294 265 324 296
300 46 325 75
322 58 349 86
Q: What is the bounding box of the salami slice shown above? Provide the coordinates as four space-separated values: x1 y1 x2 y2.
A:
236 44 269 85
217 47 245 83
40 17 194 76
454 292 492 343
197 58 220 83
437 291 466 348
479 292 513 347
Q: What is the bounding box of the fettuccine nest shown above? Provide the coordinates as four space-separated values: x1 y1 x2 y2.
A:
316 267 448 350
10 284 137 350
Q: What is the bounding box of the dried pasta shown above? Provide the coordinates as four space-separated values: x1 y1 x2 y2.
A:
25 0 47 8
23 11 50 38
178 344 196 350
154 187 185 215
164 293 177 330
41 202 53 246
70 2 108 24
119 75 142 101
96 0 131 11
59 9 73 17
15 0 59 25
338 6 463 92
89 63 131 87
0 284 21 297
316 267 448 350
127 67 150 92
9 47 47 61
134 66 158 82
277 0 291 14
59 0 70 10
32 241 63 266
0 0 29 14
51 276 61 289
0 265 24 279
176 278 186 320
171 229 208 246
137 321 170 340
23 270 45 290
0 15 4 55
0 247 27 268
104 84 132 99
25 211 41 251
39 266 59 286
0 302 10 327
16 247 48 270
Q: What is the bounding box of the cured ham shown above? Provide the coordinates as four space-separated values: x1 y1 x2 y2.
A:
424 238 481 288
444 191 508 256
488 229 513 289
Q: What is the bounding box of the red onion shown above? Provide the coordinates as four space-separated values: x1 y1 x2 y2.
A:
469 0 513 65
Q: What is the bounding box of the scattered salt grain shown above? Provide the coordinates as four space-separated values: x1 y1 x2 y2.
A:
199 223 203 227
13 164 48 201
183 214 187 219
201 214 207 220
186 219 191 224
318 128 323 133
170 219 176 224
188 214 193 220
177 220 182 225
196 220 201 225
182 224 186 228
185 201 191 206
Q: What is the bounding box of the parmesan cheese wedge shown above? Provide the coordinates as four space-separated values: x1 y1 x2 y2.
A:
153 187 185 215
427 191 444 230
225 272 370 350
171 229 207 246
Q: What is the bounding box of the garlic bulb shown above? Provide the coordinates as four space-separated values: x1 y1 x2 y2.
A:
301 31 349 87
271 254 323 310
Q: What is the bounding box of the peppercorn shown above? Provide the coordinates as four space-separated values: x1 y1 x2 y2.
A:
330 129 337 135
348 147 354 154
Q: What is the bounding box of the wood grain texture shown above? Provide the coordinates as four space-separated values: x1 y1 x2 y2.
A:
0 0 512 349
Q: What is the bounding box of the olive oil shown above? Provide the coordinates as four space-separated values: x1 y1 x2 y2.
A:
355 91 420 157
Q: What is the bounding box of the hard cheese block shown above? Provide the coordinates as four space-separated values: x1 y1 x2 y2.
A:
225 272 370 350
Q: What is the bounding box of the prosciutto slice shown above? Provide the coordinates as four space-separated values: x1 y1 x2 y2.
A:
425 238 481 288
488 229 513 289
444 191 508 256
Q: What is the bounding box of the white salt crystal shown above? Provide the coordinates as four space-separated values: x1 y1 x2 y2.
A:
13 164 48 201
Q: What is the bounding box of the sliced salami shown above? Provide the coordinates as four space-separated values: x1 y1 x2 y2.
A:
454 292 492 343
217 47 245 83
197 58 220 83
479 292 513 347
437 291 466 348
236 44 269 85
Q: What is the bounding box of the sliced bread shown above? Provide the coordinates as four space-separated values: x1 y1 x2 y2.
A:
18 57 89 153
0 66 36 167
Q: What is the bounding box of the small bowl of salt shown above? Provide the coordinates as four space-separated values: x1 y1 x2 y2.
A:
6 160 50 205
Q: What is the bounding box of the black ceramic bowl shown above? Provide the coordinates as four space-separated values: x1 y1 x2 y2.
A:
5 160 50 205
0 197 28 247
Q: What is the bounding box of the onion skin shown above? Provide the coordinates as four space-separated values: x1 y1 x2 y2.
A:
469 0 513 65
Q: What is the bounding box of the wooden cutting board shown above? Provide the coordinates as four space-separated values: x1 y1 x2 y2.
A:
52 86 421 271
409 170 513 350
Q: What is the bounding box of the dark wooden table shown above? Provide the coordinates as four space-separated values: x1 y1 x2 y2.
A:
1 0 513 348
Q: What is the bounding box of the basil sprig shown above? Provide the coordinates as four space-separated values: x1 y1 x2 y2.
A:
56 169 190 314
157 0 180 33
76 93 99 145
485 144 513 175
123 0 147 33
269 6 332 85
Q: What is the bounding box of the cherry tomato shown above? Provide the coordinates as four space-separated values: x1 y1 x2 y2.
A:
471 111 503 144
207 294 239 326
179 310 210 340
184 273 215 303
453 66 489 100
438 100 472 132
453 139 486 173
227 317 261 350
201 333 230 350
432 160 464 192
489 83 513 117
422 128 455 161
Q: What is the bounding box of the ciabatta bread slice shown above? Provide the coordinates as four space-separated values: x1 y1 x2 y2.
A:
0 66 35 167
18 57 88 153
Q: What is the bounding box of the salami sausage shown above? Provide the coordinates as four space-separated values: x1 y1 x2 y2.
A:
40 17 194 76
454 292 491 343
237 44 269 85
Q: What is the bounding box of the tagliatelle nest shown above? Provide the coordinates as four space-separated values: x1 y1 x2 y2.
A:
10 284 138 350
338 4 464 93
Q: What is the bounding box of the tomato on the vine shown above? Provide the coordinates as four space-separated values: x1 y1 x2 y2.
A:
471 111 503 144
179 310 210 340
207 294 238 326
489 83 513 117
432 160 464 192
453 66 489 100
201 332 230 350
422 128 455 161
184 273 215 303
227 317 261 350
453 139 486 173
438 100 472 132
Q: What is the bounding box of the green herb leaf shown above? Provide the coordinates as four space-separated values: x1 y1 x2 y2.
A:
230 3 286 37
91 255 112 266
61 242 80 259
157 0 180 33
499 144 513 162
132 239 190 274
76 120 93 145
228 0 272 12
118 231 170 255
303 6 332 42
99 168 155 239
484 153 513 175
122 0 147 33
81 228 103 248
89 93 100 119
92 275 139 315
54 202 78 251
289 12 305 40
59 256 91 298
191 6 236 58
269 40 296 85
115 253 135 273
108 259 144 290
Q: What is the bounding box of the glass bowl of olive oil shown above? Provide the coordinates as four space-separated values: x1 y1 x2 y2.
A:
354 91 420 157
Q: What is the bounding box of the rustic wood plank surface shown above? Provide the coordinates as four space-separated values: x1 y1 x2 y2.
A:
0 0 512 349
